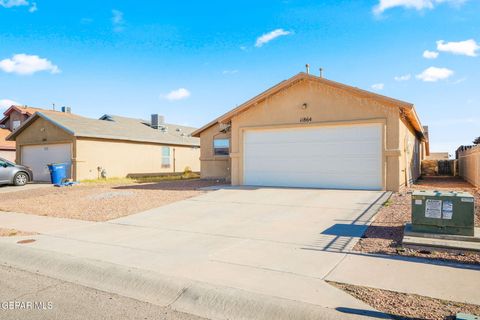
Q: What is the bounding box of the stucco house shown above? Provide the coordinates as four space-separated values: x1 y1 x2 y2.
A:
192 72 429 191
8 110 200 181
0 105 46 161
0 128 15 161
426 152 450 160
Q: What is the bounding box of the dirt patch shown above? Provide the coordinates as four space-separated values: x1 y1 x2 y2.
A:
330 281 480 320
354 177 480 264
0 179 224 222
0 228 38 237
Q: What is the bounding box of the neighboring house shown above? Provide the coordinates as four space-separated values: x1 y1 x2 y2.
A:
0 128 15 161
7 111 200 181
192 72 429 191
0 105 47 161
426 152 450 160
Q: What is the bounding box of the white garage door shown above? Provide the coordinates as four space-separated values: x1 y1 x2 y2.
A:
243 124 382 190
21 144 72 182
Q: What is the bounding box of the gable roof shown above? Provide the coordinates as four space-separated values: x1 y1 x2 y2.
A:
7 112 199 147
192 72 426 140
0 128 15 150
0 105 68 125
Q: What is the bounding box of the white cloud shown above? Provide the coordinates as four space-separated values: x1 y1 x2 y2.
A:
416 66 453 82
162 88 191 101
394 74 411 81
255 29 292 47
373 0 467 15
111 9 125 32
0 54 60 75
371 83 385 90
0 0 36 12
0 0 28 8
436 39 479 57
423 50 439 59
28 1 36 12
0 99 19 110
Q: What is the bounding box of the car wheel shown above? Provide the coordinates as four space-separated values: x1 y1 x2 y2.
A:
13 172 28 186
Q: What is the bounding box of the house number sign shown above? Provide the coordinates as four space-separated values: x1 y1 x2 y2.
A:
300 117 312 123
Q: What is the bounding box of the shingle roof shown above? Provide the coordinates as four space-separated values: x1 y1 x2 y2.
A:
0 128 15 150
192 72 425 139
8 112 200 147
0 105 71 125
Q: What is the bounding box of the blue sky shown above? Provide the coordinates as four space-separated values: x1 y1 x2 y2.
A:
0 0 479 154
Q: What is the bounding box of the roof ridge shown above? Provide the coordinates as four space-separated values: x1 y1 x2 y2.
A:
192 72 422 137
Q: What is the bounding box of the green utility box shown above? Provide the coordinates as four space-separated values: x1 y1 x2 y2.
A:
411 190 475 236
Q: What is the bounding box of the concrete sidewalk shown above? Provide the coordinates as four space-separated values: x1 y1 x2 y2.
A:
325 253 480 305
0 211 94 234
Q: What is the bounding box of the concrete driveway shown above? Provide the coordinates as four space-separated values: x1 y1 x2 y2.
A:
0 187 389 319
0 183 51 194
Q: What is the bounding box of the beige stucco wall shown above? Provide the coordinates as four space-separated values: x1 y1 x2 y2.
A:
458 146 480 187
426 152 449 160
399 117 422 187
0 150 15 162
76 138 200 180
15 117 75 176
199 78 425 191
199 123 231 180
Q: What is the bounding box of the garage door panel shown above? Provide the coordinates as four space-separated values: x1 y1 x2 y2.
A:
246 141 380 156
22 144 72 182
243 124 382 190
245 157 379 173
245 171 380 190
248 126 379 144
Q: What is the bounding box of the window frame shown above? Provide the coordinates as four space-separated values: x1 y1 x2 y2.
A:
213 138 230 156
12 120 21 131
161 146 171 168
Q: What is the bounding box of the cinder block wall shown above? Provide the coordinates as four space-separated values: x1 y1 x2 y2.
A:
458 146 480 187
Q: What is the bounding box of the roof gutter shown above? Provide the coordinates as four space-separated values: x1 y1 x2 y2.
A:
401 105 426 141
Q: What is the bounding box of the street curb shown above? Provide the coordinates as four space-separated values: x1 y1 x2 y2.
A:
0 241 383 320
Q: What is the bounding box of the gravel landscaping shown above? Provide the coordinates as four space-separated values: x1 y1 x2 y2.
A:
0 179 223 222
0 228 37 237
330 281 480 320
354 176 480 264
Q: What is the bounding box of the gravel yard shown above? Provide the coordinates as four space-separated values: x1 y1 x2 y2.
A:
0 179 222 222
0 228 37 237
354 176 480 264
330 281 480 320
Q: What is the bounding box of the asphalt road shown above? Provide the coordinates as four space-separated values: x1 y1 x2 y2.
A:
0 265 206 320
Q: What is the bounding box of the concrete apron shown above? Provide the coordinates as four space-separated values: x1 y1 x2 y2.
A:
0 242 388 320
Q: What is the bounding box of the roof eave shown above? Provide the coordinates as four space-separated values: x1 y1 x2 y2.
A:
75 134 200 147
192 72 420 137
